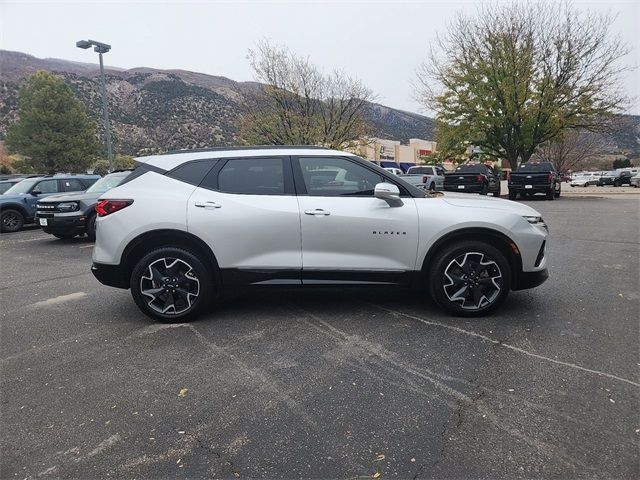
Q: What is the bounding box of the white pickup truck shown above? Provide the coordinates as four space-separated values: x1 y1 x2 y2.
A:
399 166 445 191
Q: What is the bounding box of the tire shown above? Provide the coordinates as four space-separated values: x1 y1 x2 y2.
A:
53 232 77 239
130 247 214 322
546 188 555 200
613 182 619 187
492 184 501 197
428 241 511 317
429 182 436 191
1 209 24 233
86 214 97 242
508 190 517 200
480 183 489 195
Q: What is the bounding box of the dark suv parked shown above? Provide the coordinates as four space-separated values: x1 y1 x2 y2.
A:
36 171 131 240
0 175 100 233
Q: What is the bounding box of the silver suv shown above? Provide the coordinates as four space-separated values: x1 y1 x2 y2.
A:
92 146 549 321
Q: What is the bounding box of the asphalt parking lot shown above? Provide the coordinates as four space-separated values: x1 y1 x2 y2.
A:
1 197 638 479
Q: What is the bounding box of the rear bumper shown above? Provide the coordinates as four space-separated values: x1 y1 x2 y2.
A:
91 262 129 289
444 185 483 193
513 268 548 291
508 184 551 192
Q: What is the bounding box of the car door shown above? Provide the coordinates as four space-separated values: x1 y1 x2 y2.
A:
187 156 302 285
26 179 60 215
293 156 419 284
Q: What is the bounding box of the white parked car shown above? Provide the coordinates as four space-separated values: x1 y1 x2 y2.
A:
92 147 549 321
570 172 599 187
399 165 445 191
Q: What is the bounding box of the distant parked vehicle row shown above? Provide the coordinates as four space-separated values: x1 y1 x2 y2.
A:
508 162 561 200
0 174 100 233
569 170 637 187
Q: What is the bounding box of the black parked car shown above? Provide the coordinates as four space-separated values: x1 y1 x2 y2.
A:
600 170 633 187
443 163 501 196
508 162 561 200
36 171 131 240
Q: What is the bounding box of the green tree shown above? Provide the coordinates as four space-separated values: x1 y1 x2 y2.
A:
5 71 100 174
91 159 110 176
612 158 631 169
417 2 629 170
113 155 136 170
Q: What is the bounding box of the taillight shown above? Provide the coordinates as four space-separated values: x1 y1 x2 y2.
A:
477 175 484 183
96 199 133 217
422 175 428 183
548 173 553 183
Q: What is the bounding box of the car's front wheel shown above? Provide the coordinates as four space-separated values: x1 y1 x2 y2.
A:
130 247 214 322
1 209 24 233
429 241 511 317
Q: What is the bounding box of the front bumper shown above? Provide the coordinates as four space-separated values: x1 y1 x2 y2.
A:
36 212 86 234
91 262 129 289
513 268 549 291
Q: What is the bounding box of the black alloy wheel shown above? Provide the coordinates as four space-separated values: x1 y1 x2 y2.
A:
429 241 511 317
1 209 24 233
130 247 214 322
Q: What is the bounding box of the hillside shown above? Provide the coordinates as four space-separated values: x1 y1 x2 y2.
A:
0 50 435 155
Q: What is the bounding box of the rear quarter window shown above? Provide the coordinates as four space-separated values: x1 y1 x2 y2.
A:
167 160 217 186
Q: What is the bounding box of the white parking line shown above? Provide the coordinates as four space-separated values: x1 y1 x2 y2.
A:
372 304 640 388
32 292 87 308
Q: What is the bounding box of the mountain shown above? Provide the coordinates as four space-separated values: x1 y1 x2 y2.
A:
0 50 435 155
1 50 637 161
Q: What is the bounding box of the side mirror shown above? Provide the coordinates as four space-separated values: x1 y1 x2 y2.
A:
31 190 42 196
374 182 403 207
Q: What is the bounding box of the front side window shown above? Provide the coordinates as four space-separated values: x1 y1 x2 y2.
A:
299 157 383 197
217 158 284 195
34 180 58 194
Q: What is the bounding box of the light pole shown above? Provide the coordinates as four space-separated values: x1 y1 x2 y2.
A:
76 39 113 171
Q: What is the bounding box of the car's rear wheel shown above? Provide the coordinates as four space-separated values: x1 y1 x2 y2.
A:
429 241 511 317
480 183 489 195
508 190 517 200
492 184 501 197
429 182 436 191
546 188 555 200
130 247 214 322
86 214 97 242
1 209 24 233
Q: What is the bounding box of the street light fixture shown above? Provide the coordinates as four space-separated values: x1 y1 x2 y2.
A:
76 39 113 171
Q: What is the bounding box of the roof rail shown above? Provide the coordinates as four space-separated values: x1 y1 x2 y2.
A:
159 145 331 156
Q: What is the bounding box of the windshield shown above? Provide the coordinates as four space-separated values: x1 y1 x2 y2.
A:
518 162 554 172
3 179 38 195
455 164 484 173
86 174 128 193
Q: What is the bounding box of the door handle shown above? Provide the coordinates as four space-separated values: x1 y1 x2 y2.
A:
194 201 222 209
304 209 331 216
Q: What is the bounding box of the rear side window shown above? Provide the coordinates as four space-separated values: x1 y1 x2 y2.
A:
62 179 85 192
518 162 555 172
217 158 285 195
167 160 216 186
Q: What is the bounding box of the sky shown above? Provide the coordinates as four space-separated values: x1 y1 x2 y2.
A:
1 0 639 115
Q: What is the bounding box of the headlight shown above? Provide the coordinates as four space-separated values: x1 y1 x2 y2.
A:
523 215 543 224
58 202 78 212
